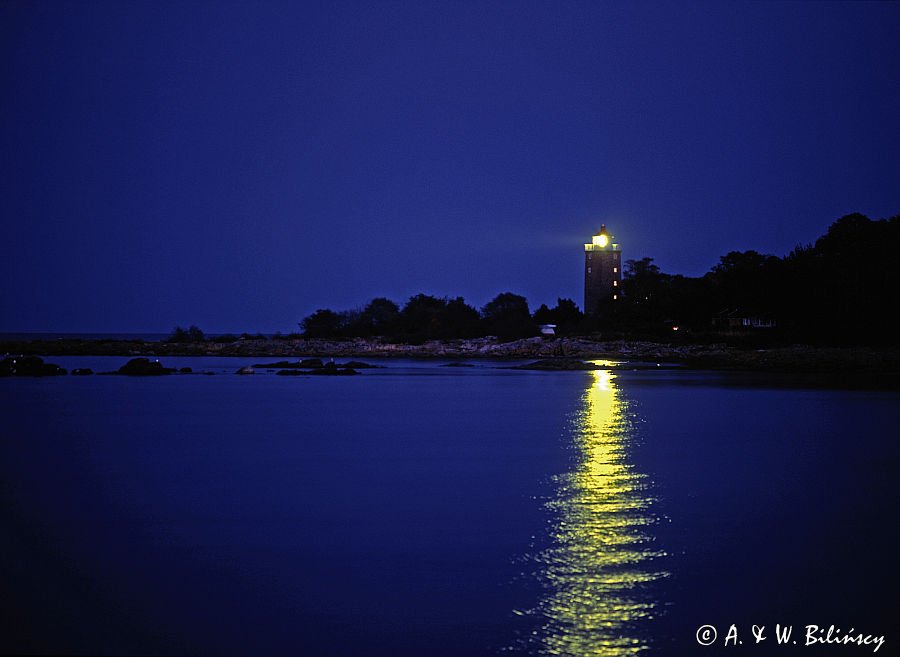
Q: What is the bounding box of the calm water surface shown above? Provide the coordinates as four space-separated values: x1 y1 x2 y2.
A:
2 358 897 656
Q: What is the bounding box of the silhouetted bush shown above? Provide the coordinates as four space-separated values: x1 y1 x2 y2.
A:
166 325 205 343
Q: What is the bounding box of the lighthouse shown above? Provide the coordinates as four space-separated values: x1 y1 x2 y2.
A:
584 225 621 316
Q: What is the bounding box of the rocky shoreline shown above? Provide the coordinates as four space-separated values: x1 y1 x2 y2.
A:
3 335 899 374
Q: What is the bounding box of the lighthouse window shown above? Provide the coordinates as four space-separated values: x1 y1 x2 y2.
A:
613 267 617 273
613 280 618 286
587 267 592 273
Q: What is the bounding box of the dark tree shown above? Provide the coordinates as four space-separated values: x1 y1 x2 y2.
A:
348 297 401 336
481 292 535 340
400 294 448 340
167 326 190 343
617 258 670 329
532 298 583 334
613 257 716 334
706 250 781 321
778 213 900 343
623 257 663 301
301 309 346 338
533 304 553 325
166 325 205 343
439 297 483 338
553 298 584 335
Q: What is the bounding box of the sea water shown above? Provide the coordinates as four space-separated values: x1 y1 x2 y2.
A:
2 358 898 656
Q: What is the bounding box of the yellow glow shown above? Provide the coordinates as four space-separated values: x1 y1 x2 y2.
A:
534 369 668 655
592 233 610 247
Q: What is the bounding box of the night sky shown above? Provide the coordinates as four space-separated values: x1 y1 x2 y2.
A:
3 1 899 333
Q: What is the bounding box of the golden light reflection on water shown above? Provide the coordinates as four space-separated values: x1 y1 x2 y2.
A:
534 368 668 656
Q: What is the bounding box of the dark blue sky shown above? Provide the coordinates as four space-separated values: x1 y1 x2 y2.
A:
3 1 899 333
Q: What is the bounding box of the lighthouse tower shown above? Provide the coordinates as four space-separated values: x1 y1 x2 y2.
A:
584 225 621 316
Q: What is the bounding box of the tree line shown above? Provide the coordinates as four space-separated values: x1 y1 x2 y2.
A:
299 293 582 342
298 213 898 346
605 212 899 345
171 213 898 346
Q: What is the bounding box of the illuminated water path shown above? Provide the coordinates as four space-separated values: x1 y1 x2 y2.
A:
532 366 669 656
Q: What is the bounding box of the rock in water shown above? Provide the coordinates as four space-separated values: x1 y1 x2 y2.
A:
117 357 175 376
512 359 603 371
310 366 358 375
236 365 255 375
0 355 67 376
